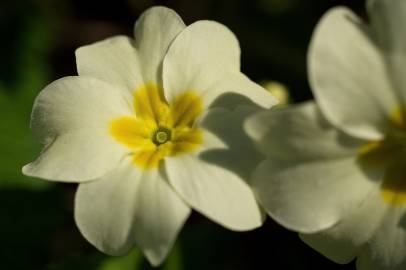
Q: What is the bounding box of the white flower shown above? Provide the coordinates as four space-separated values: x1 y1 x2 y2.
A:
245 1 406 270
22 6 276 266
261 80 290 106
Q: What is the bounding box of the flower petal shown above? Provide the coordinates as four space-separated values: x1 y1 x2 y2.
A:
163 21 275 109
165 108 264 231
309 7 397 140
245 102 362 160
134 6 186 85
198 106 266 182
23 130 127 182
22 76 131 182
109 116 153 149
368 0 406 103
253 157 380 233
133 83 170 126
204 73 277 109
247 102 381 232
76 36 143 95
367 0 406 52
75 157 190 266
28 76 132 141
163 20 239 97
357 207 406 270
300 187 386 264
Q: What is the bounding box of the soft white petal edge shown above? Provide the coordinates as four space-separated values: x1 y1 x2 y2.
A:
357 207 406 270
309 7 397 140
163 18 277 108
76 36 143 97
166 130 263 231
163 20 238 101
245 101 363 159
163 20 276 109
252 157 378 233
247 103 378 233
367 0 406 53
367 0 406 104
23 76 131 182
22 130 127 182
202 73 278 109
134 6 186 85
75 157 191 266
300 186 386 264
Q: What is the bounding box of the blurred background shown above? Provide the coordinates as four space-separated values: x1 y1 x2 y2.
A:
0 0 364 269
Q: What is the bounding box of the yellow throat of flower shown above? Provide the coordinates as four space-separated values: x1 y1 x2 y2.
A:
110 83 203 170
359 106 406 206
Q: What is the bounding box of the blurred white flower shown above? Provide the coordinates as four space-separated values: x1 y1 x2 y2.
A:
22 6 276 266
246 1 406 269
261 80 290 106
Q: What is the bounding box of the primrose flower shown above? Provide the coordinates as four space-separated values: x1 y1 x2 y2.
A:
246 1 406 269
22 6 276 266
261 80 290 106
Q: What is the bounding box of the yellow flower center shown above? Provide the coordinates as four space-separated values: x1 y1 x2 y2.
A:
359 106 406 206
109 83 203 170
153 128 171 145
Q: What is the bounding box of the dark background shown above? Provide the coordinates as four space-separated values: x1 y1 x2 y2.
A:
0 0 364 269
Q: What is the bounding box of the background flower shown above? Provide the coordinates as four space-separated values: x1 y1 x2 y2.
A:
246 1 406 270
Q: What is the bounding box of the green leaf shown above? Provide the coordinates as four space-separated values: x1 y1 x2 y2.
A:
162 243 183 270
98 249 143 270
0 8 54 190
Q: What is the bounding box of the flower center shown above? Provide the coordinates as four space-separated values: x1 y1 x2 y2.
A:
358 106 406 206
153 127 171 145
109 83 203 170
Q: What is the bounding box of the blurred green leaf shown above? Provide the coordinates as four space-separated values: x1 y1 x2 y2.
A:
162 243 183 270
98 249 142 270
0 6 53 190
0 86 51 190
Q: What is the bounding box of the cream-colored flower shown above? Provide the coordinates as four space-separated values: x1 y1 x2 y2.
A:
22 6 276 266
246 1 406 269
261 80 290 106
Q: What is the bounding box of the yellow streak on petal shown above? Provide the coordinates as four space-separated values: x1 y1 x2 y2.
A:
171 127 203 155
391 106 406 129
358 106 406 206
381 162 406 206
133 143 173 169
133 82 171 126
111 84 204 170
109 116 155 149
359 140 406 206
170 91 203 127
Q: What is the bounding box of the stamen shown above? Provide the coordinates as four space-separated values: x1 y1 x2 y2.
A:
152 127 171 145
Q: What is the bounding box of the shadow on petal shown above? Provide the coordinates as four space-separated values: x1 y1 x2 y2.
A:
199 92 266 183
